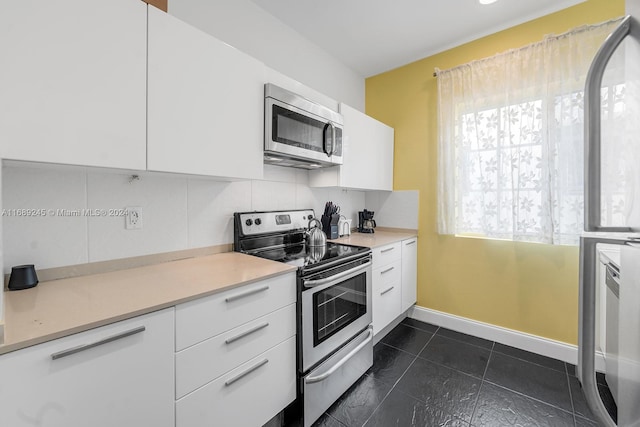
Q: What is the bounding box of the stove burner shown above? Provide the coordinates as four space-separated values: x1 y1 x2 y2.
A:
250 242 365 268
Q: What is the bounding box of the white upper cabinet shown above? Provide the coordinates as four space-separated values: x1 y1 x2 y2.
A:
0 0 147 170
264 67 340 112
147 7 264 179
309 103 394 191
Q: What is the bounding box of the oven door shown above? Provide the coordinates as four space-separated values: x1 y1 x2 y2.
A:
301 258 372 372
265 97 343 165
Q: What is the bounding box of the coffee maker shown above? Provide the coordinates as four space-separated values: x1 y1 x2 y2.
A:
358 209 376 233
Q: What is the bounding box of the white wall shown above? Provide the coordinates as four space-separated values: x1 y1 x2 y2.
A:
365 190 420 230
168 0 365 111
2 163 365 272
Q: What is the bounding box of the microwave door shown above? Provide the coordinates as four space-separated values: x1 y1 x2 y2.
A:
266 99 334 164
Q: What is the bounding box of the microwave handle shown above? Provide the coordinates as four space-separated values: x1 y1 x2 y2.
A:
323 122 334 157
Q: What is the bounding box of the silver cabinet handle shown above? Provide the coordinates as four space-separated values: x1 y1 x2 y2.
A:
305 327 373 384
584 15 632 232
381 266 394 274
381 286 395 295
225 285 269 303
381 247 395 253
405 240 416 246
225 322 269 344
224 358 269 386
51 326 145 360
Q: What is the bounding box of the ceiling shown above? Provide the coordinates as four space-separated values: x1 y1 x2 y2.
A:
249 0 586 77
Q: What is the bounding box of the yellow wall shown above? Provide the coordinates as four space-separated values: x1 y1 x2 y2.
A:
365 0 624 345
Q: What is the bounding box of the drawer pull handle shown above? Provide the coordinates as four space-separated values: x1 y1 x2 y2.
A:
381 266 395 274
225 322 270 344
224 358 269 386
405 240 416 246
225 286 269 303
381 286 395 295
381 247 395 253
51 326 146 360
305 327 373 384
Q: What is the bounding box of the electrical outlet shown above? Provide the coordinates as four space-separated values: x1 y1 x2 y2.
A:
125 207 143 230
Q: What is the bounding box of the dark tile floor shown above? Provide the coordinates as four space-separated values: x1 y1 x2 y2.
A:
299 318 617 427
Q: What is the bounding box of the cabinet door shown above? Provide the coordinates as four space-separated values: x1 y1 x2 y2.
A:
372 261 402 335
0 308 175 427
0 0 146 170
401 238 418 312
310 103 394 190
147 7 264 179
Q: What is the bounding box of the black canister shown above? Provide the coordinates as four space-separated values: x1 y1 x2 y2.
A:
8 264 39 290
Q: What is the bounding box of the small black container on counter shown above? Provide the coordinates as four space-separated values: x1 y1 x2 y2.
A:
8 264 39 290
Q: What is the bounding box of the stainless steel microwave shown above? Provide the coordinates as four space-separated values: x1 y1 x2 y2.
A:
264 83 343 169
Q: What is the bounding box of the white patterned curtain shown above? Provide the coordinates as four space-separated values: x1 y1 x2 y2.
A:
437 18 625 245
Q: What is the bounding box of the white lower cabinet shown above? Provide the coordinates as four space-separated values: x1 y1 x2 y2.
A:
175 274 296 351
401 238 418 312
373 260 402 336
372 242 402 336
0 308 175 427
372 238 418 336
175 272 297 427
176 337 296 427
175 303 296 399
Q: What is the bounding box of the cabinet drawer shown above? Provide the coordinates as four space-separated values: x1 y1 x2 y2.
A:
175 273 296 350
374 260 401 290
373 242 401 269
176 337 296 427
373 260 402 335
175 303 295 399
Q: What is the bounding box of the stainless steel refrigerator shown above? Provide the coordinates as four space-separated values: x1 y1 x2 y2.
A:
579 2 640 425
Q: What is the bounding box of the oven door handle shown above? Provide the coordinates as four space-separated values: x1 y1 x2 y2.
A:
303 262 370 287
304 327 373 384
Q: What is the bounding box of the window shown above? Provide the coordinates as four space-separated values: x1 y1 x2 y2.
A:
437 18 624 245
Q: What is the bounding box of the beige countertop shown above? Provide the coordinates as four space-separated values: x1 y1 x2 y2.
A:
0 252 295 355
330 229 418 248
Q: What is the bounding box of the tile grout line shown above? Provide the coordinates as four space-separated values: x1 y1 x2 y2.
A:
360 353 419 427
361 329 439 427
491 348 567 374
482 378 577 416
565 362 579 427
468 341 495 425
433 330 494 352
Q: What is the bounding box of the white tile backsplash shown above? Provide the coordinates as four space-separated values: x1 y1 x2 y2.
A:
262 164 298 183
3 165 89 270
86 172 189 263
365 190 419 229
187 179 251 247
2 163 374 272
251 180 297 211
325 188 365 226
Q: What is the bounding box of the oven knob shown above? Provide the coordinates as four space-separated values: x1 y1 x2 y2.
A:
307 214 313 220
245 219 253 226
255 218 262 225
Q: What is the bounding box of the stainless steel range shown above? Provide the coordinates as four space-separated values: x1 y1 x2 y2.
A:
234 209 373 427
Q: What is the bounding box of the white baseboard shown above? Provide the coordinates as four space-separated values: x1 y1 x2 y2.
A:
409 305 606 373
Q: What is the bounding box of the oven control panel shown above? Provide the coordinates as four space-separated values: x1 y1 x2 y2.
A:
235 209 315 236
